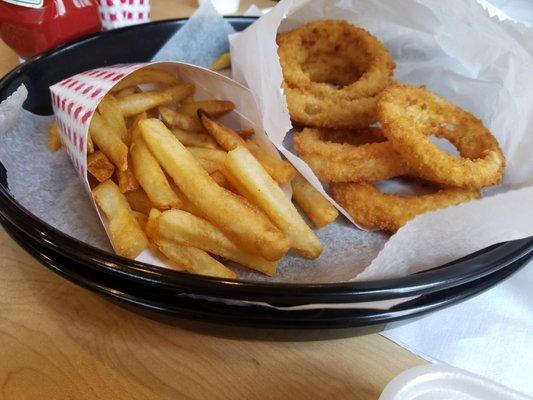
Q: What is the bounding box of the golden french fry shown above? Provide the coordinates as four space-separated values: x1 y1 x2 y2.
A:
125 111 148 146
180 100 235 119
98 94 127 140
155 238 238 279
159 106 204 132
171 128 219 149
89 112 128 171
111 67 180 92
125 189 154 215
48 121 62 152
117 91 173 118
209 170 233 190
117 158 139 193
162 84 195 104
194 157 222 174
225 146 323 259
131 210 148 231
210 52 231 71
87 133 94 153
130 119 182 210
145 208 162 239
140 118 290 261
170 184 203 216
87 151 115 182
186 147 227 164
237 128 255 140
245 139 297 185
92 180 148 258
155 210 275 276
200 113 296 184
291 174 339 228
115 86 139 98
200 111 245 149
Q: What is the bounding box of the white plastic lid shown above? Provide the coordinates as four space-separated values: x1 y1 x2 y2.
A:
379 365 530 400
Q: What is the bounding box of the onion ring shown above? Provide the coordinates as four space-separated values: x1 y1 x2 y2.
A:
284 84 378 128
293 128 409 182
330 182 481 232
278 20 395 99
378 83 505 189
277 20 395 129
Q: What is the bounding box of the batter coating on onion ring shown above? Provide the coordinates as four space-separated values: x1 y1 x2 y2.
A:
294 127 408 182
378 83 505 189
278 20 395 129
330 182 481 233
278 20 395 100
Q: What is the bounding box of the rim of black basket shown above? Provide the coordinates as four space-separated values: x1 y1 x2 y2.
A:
2 213 530 328
0 16 532 305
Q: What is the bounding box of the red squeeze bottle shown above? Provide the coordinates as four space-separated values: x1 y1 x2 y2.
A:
0 0 102 59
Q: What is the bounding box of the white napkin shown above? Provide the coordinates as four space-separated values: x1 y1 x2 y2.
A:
382 262 533 397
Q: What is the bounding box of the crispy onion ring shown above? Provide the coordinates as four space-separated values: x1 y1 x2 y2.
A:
330 182 481 233
284 84 378 128
277 20 395 129
293 127 409 182
378 83 505 189
278 20 395 99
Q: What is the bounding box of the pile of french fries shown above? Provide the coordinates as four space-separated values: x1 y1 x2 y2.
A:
49 66 339 279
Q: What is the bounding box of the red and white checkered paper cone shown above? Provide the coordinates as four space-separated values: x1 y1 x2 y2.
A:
49 61 281 261
98 0 150 31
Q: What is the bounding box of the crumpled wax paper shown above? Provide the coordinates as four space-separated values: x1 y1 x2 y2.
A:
229 0 533 280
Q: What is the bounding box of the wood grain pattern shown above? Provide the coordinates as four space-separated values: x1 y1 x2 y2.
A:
0 1 425 398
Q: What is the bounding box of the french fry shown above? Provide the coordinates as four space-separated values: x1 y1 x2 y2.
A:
159 107 204 132
89 112 128 171
225 146 323 259
130 119 182 210
155 238 238 279
125 189 154 215
145 208 162 238
117 158 139 193
200 113 296 184
237 128 255 140
291 174 339 228
180 100 234 119
245 139 296 185
170 184 203 216
87 133 94 153
115 86 139 98
172 128 219 149
117 91 173 118
111 67 181 92
210 52 231 71
125 112 148 146
131 210 148 231
98 94 128 140
87 151 115 182
155 210 276 276
140 118 290 261
48 121 62 152
186 147 227 164
200 111 245 149
92 180 148 258
195 157 222 174
162 84 195 104
210 170 233 190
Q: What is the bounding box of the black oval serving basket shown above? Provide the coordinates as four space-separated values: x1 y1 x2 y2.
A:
1 17 532 329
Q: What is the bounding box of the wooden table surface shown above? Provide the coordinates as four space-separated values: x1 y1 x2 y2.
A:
0 1 425 398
